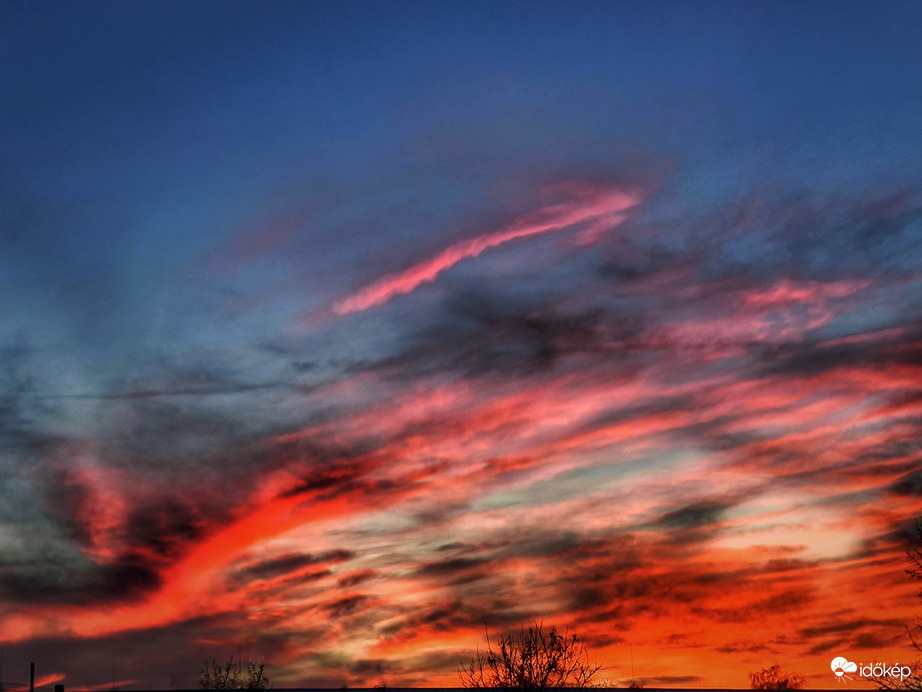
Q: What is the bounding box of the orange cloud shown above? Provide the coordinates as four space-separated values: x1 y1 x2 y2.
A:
0 480 374 642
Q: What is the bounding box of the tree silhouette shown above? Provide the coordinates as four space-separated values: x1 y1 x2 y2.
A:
865 518 922 690
199 657 271 690
748 665 805 689
459 621 603 688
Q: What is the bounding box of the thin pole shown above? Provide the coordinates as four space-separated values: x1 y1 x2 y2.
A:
30 662 34 692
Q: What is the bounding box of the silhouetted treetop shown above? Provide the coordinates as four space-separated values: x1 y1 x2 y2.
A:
459 621 603 688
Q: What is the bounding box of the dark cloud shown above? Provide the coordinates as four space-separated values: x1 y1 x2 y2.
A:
123 499 207 561
515 533 634 563
0 612 306 689
435 541 466 552
755 330 922 380
0 338 59 458
852 441 922 467
578 395 697 435
714 642 773 654
776 192 922 278
806 637 849 656
434 289 618 376
852 631 906 649
0 494 216 606
414 557 491 577
693 588 816 624
799 618 906 639
236 550 354 581
323 594 368 619
651 500 736 529
355 287 646 381
679 189 922 283
0 553 157 606
376 599 537 646
279 463 369 499
337 569 377 588
888 469 922 497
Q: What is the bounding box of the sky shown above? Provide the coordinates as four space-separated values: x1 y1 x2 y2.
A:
2 0 922 688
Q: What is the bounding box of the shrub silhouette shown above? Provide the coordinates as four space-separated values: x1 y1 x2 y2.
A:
459 621 603 688
199 657 271 690
748 665 804 689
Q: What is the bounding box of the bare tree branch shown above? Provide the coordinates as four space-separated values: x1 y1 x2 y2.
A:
200 657 271 690
748 664 804 689
459 621 603 688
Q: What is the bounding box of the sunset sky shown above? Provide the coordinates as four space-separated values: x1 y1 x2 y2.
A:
2 1 922 689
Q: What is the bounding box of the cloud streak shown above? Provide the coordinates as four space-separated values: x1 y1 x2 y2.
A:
332 183 642 315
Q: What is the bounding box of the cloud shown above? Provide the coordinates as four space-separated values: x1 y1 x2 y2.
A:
233 550 354 582
2 181 922 686
651 499 737 529
888 469 922 496
331 182 642 315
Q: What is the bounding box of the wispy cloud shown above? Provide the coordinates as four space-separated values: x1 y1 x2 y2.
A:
332 183 642 315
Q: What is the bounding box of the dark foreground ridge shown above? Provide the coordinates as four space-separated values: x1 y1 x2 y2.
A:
179 688 841 692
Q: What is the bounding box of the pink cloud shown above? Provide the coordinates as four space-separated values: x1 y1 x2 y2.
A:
332 182 642 315
742 278 872 309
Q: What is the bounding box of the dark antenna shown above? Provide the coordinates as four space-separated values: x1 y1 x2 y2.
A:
630 644 634 683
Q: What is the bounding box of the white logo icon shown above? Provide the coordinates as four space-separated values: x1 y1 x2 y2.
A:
831 657 857 682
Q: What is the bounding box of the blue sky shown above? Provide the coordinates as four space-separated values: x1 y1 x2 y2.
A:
5 0 920 382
